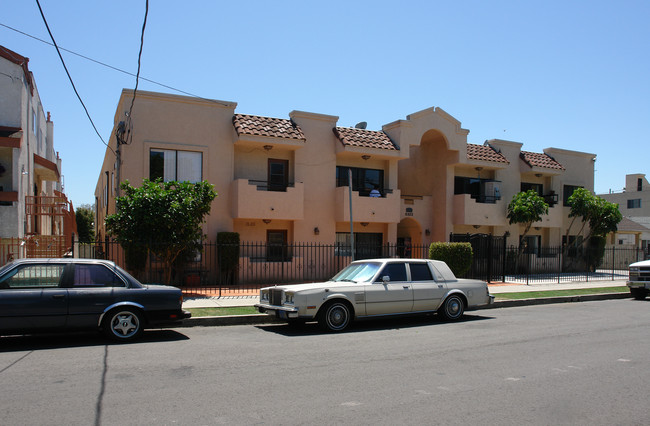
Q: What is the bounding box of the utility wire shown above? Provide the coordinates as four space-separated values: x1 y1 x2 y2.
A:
0 21 230 105
34 0 114 155
123 0 149 145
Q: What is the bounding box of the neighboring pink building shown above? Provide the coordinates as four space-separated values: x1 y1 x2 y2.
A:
0 45 75 263
95 89 595 254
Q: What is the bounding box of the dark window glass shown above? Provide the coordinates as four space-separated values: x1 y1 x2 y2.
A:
377 263 407 282
267 230 289 262
409 263 433 281
336 166 384 196
0 264 65 289
73 265 124 287
563 185 582 206
521 182 543 196
638 178 643 192
627 199 642 209
150 150 164 181
268 159 288 192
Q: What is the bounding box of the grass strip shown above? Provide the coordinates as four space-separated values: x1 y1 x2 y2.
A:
495 286 628 300
187 306 259 317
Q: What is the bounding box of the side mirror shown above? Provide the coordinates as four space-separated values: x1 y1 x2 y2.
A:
382 275 391 284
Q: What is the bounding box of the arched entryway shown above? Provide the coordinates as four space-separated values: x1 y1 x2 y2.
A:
397 217 426 258
398 128 458 242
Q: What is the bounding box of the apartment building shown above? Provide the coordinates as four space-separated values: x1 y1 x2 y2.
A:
599 174 650 250
0 45 74 262
95 89 596 256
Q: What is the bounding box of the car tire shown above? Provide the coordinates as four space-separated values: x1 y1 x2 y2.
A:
102 308 144 341
438 294 465 321
318 300 352 332
630 288 647 300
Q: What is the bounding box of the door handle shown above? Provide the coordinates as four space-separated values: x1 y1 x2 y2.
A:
403 286 410 289
52 294 65 299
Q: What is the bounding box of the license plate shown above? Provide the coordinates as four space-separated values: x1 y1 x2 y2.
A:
278 310 287 319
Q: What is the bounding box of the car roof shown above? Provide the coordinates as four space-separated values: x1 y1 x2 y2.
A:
5 258 116 266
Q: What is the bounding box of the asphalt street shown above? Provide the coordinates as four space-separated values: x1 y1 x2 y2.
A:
1 298 649 425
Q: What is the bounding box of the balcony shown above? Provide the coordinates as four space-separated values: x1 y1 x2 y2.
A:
231 179 304 220
453 194 506 226
335 186 401 223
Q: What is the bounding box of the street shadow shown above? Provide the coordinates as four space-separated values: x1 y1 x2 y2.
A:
256 313 494 337
0 329 189 352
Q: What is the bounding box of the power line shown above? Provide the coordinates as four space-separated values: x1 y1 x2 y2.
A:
123 0 149 146
0 21 230 105
34 0 113 154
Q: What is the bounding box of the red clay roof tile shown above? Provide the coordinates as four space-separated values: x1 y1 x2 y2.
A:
467 144 509 164
233 114 306 140
520 151 565 170
333 127 399 151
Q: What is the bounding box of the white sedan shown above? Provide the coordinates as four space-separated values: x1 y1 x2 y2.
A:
255 258 494 332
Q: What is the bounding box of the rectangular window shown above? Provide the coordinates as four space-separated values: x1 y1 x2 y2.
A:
563 185 582 206
268 159 289 192
0 264 65 288
150 149 202 182
521 182 543 196
267 230 289 262
628 199 642 209
335 232 383 259
336 166 384 197
73 264 125 287
409 263 434 281
638 178 643 192
454 177 502 204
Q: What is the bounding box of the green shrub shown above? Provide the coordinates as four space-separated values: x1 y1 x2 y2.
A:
429 242 473 277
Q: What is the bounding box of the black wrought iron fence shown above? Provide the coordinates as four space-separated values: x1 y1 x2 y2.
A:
10 238 642 295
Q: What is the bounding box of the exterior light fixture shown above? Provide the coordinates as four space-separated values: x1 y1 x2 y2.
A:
360 222 369 227
263 145 273 151
262 219 271 224
361 155 371 160
314 227 320 235
425 229 431 236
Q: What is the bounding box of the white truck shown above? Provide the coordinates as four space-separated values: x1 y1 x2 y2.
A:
628 259 650 300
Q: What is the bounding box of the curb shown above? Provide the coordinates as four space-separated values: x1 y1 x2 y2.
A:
178 292 632 328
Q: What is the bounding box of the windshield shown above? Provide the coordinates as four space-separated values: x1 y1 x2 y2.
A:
331 262 381 283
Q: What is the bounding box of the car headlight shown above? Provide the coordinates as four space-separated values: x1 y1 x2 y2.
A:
285 292 294 304
260 290 269 301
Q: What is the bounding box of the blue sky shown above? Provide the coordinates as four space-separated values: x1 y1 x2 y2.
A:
2 0 649 207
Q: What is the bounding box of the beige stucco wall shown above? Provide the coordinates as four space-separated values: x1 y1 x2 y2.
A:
94 91 597 251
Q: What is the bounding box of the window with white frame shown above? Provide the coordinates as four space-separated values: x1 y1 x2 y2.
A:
150 149 202 183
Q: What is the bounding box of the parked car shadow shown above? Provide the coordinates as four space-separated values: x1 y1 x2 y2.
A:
0 329 189 352
257 313 494 336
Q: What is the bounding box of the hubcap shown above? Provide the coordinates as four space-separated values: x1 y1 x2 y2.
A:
327 305 348 329
112 312 139 338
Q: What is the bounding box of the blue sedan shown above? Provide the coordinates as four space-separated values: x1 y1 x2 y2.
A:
0 258 190 341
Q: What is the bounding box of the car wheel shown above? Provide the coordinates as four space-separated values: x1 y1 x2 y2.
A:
103 308 144 341
318 300 352 332
439 294 465 321
630 288 647 300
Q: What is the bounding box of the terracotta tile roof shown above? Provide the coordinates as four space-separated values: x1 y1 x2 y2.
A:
520 151 565 170
232 114 306 140
467 144 509 164
333 127 399 151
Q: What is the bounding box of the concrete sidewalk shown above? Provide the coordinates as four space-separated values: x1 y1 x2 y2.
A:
182 279 629 309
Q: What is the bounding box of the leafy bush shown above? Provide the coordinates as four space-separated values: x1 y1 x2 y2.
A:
429 242 473 277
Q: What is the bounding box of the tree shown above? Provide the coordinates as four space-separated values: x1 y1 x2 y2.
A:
105 179 217 284
75 204 95 243
564 189 622 248
506 190 549 246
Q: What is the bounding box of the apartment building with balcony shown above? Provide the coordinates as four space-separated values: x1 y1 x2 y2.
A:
94 89 595 259
598 174 650 250
0 45 75 262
